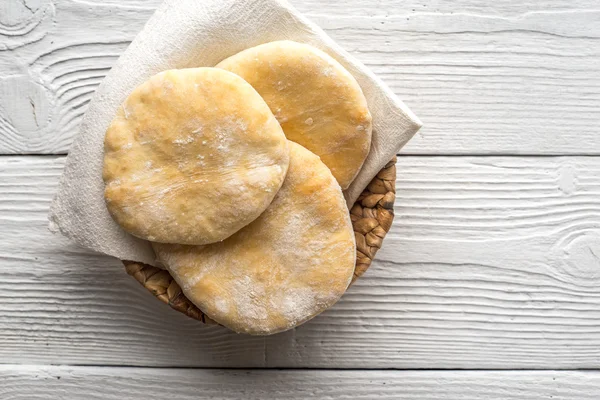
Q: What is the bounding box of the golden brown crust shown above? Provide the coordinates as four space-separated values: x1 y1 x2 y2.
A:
103 68 289 245
123 157 397 324
217 41 372 189
153 143 356 335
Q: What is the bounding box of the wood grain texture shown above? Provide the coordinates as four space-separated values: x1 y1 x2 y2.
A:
2 365 600 400
1 156 599 368
0 0 599 154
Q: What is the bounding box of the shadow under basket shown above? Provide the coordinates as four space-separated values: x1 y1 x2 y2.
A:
123 157 397 324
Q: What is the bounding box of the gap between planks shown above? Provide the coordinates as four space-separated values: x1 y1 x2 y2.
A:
2 153 600 157
2 363 600 372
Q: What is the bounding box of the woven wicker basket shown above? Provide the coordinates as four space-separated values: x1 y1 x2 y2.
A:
124 157 397 324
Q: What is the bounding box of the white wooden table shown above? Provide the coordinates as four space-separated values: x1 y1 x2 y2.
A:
1 0 600 398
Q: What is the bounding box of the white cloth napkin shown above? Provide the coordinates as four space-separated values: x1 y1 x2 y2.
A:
48 0 422 266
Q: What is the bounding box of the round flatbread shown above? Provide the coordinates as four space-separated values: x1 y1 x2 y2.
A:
154 142 356 335
103 68 289 245
216 40 372 189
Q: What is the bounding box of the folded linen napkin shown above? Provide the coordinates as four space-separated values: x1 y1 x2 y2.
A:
48 0 422 266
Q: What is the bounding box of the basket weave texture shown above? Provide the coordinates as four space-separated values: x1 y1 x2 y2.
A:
124 157 397 324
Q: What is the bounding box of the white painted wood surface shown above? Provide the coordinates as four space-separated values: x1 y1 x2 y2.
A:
0 0 599 154
1 156 599 368
1 0 599 397
2 365 600 400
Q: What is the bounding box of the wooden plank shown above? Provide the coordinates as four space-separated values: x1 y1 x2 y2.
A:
1 0 599 154
2 366 600 400
269 156 600 367
0 156 269 367
1 156 600 368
